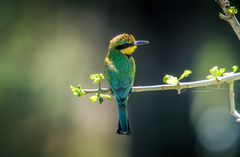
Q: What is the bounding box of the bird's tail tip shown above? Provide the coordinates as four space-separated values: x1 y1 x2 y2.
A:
116 121 131 135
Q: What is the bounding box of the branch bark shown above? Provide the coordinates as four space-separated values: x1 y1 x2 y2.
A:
82 73 240 122
83 73 240 94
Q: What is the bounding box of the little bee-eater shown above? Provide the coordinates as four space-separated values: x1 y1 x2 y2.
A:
104 34 149 135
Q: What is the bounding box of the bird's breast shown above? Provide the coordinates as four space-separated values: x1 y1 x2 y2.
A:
105 54 135 98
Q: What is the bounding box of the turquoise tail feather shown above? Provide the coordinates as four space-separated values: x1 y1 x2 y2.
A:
116 98 131 135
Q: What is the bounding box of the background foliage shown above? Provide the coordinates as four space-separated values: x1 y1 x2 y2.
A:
0 0 240 157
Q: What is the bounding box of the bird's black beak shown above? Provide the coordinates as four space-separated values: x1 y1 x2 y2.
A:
134 40 149 46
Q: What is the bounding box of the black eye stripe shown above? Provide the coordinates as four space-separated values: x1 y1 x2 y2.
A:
115 43 133 50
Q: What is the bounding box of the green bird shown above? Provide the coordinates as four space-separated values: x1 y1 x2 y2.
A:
104 34 149 135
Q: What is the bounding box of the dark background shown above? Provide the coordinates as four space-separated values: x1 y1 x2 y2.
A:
0 0 240 157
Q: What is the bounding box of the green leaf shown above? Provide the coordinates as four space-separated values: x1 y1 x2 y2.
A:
89 73 105 84
163 75 178 85
89 93 111 104
206 75 215 79
70 85 86 97
99 73 105 80
89 95 98 103
209 66 224 77
179 70 192 81
100 94 112 100
219 68 225 74
227 6 238 15
232 65 238 73
209 66 219 77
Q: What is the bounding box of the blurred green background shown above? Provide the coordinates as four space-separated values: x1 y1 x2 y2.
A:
0 0 240 157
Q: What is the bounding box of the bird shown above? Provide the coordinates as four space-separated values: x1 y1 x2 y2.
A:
104 34 149 135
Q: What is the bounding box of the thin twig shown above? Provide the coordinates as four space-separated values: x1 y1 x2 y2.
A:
216 0 240 40
83 73 240 94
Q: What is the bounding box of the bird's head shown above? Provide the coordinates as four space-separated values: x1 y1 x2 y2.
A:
109 34 149 57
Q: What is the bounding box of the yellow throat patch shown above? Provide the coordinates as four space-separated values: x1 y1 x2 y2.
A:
121 46 137 55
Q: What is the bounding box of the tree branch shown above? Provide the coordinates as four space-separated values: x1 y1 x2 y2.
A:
81 73 240 122
229 81 240 121
83 73 240 94
216 0 240 40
